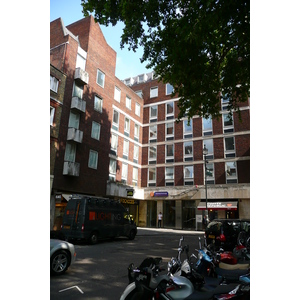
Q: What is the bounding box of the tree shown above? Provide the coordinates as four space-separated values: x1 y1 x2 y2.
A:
82 0 249 121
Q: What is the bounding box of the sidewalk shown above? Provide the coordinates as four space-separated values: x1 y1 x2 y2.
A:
137 226 204 235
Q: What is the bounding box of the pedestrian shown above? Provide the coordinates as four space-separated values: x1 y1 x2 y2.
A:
202 215 207 229
158 212 162 228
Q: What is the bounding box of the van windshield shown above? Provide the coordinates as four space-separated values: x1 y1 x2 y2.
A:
63 199 82 225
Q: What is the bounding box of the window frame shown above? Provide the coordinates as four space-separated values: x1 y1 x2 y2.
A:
223 113 234 133
166 83 174 95
94 95 103 113
166 101 174 120
96 69 105 88
203 116 213 136
91 121 101 140
148 167 156 187
114 86 121 102
122 163 128 183
224 136 236 158
183 119 193 138
50 75 59 92
150 105 158 122
225 161 238 183
166 144 174 163
135 102 141 116
50 106 55 126
112 110 119 130
184 141 193 162
88 150 98 169
184 165 194 185
126 95 131 110
148 145 157 164
150 86 158 98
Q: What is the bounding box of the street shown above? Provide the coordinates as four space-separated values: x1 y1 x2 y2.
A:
50 227 204 299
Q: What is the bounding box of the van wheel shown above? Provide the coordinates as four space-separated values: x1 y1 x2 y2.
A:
128 229 136 240
90 232 98 245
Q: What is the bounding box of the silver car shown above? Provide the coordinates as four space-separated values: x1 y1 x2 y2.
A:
50 239 76 275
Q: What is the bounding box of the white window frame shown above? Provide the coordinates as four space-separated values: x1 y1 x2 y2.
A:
224 136 236 158
165 166 174 186
132 167 138 186
111 133 118 154
166 102 174 119
166 83 174 95
109 158 117 181
184 141 193 161
203 116 213 136
68 112 80 129
148 167 156 186
135 102 141 116
150 86 158 98
88 150 98 169
205 162 215 184
122 163 128 182
113 110 119 129
166 144 174 163
114 86 121 102
225 161 238 183
166 122 174 140
126 95 131 110
124 117 130 134
135 90 143 98
133 145 139 161
94 95 103 113
134 123 139 141
184 165 194 185
150 105 158 122
149 146 157 163
123 139 129 158
96 69 105 88
72 82 83 99
203 139 214 159
91 121 101 140
223 113 234 133
50 106 55 126
50 75 58 92
149 125 157 142
183 119 193 138
76 53 86 70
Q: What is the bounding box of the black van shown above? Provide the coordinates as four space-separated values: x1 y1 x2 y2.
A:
61 196 137 244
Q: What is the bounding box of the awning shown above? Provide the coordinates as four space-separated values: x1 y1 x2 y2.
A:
62 194 72 201
197 201 238 211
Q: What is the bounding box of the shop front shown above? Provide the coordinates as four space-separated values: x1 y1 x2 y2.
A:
120 198 139 225
53 194 72 230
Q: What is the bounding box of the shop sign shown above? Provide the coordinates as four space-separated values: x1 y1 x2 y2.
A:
120 198 138 205
126 189 134 197
151 191 169 197
197 201 237 210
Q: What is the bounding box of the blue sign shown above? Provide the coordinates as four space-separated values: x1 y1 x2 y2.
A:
154 192 168 197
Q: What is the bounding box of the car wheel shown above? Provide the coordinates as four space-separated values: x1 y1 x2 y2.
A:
51 250 70 275
90 232 98 245
128 229 136 240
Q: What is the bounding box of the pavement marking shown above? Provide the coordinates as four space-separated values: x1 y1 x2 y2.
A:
59 286 84 294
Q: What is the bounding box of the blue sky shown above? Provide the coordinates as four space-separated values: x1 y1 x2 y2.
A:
50 0 151 80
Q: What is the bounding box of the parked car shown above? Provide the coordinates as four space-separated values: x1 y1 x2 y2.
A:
205 219 250 251
50 239 76 275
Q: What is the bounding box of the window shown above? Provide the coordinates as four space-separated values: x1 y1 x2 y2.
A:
205 163 215 184
112 110 119 130
94 95 103 112
166 122 174 141
96 69 105 87
133 167 138 186
149 125 157 142
166 102 174 120
133 145 139 162
148 168 156 186
135 90 143 98
88 150 98 169
135 103 141 116
72 82 83 99
114 86 121 102
221 93 230 111
68 112 80 129
226 161 238 183
166 83 174 95
184 119 193 138
124 117 130 136
203 139 214 159
223 113 234 133
134 123 139 141
91 122 101 140
126 96 131 109
184 165 194 185
109 158 117 181
184 141 193 161
165 167 174 186
166 144 174 163
150 86 158 98
122 163 128 183
224 137 235 158
50 106 55 126
203 116 213 136
111 133 118 155
64 142 76 162
123 140 129 159
76 53 86 70
50 75 58 92
138 74 146 83
150 105 157 122
149 146 157 164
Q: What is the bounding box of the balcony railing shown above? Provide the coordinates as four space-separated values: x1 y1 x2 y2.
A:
67 127 83 143
74 67 89 85
63 161 80 176
71 96 86 113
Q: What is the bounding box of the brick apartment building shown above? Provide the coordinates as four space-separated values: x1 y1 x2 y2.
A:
50 15 250 230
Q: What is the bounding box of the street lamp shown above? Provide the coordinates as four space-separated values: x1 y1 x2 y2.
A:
203 145 208 221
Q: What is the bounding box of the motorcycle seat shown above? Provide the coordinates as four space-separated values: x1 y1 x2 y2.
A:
219 262 250 270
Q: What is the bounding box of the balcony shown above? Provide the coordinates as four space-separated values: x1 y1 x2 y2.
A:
67 127 83 143
71 96 86 113
63 161 80 176
74 67 89 85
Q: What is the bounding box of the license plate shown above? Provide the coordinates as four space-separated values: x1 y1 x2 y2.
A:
63 225 70 229
208 235 215 239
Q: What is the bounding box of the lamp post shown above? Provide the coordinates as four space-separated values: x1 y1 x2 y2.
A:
203 145 208 221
